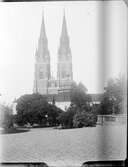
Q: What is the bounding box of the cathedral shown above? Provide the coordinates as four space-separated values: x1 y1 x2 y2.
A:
33 12 74 110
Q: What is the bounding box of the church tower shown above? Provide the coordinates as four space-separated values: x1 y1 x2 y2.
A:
57 12 73 90
33 13 51 94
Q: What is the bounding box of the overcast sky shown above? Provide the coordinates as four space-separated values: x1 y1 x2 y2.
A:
0 1 127 104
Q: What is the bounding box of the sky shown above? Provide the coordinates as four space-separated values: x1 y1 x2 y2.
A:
0 1 127 104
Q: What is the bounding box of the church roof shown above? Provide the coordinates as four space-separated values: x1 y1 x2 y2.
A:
44 91 71 102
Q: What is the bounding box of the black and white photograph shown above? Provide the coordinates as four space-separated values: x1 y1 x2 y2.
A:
0 0 127 167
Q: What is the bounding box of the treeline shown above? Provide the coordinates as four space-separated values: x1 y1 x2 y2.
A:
14 82 97 128
0 82 97 129
0 77 125 130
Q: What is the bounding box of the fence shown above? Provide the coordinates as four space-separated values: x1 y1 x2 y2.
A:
97 114 127 125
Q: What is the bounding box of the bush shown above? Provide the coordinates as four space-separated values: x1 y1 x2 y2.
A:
58 104 97 129
73 111 97 128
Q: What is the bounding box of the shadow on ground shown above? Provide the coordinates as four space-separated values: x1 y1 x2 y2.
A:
1 128 30 135
0 163 49 167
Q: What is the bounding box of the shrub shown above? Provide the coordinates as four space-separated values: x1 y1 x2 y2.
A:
73 110 97 128
58 104 97 129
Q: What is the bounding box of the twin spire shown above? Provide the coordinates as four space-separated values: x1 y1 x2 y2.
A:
37 10 70 59
40 10 68 39
34 11 73 94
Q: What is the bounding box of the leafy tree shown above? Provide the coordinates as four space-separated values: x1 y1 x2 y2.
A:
46 104 63 126
15 93 63 126
57 105 76 128
99 77 125 115
15 94 47 125
0 104 13 129
58 82 96 129
73 110 97 128
70 82 91 110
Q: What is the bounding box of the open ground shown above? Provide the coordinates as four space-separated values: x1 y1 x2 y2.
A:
0 124 126 167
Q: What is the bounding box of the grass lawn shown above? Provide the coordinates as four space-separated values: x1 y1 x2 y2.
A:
0 124 126 167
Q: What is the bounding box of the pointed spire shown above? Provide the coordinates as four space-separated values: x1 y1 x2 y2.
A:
40 10 47 40
61 10 68 38
37 10 50 57
58 10 71 56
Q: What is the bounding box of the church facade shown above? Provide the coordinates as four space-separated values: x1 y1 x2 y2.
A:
33 12 74 110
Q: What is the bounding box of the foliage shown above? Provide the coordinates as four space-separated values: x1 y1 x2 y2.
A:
73 110 97 128
70 82 92 109
58 82 97 129
99 77 125 115
57 105 76 128
58 104 97 129
47 104 63 126
0 104 13 129
15 93 63 126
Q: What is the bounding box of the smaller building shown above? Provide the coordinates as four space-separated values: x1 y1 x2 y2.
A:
43 92 103 111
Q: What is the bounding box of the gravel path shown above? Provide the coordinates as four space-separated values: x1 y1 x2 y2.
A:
0 124 126 167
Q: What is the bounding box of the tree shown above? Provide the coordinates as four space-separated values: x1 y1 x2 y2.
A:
58 82 96 129
57 105 75 128
15 93 63 126
99 77 125 115
47 104 63 126
15 94 46 125
0 104 13 129
73 110 97 128
70 82 91 109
